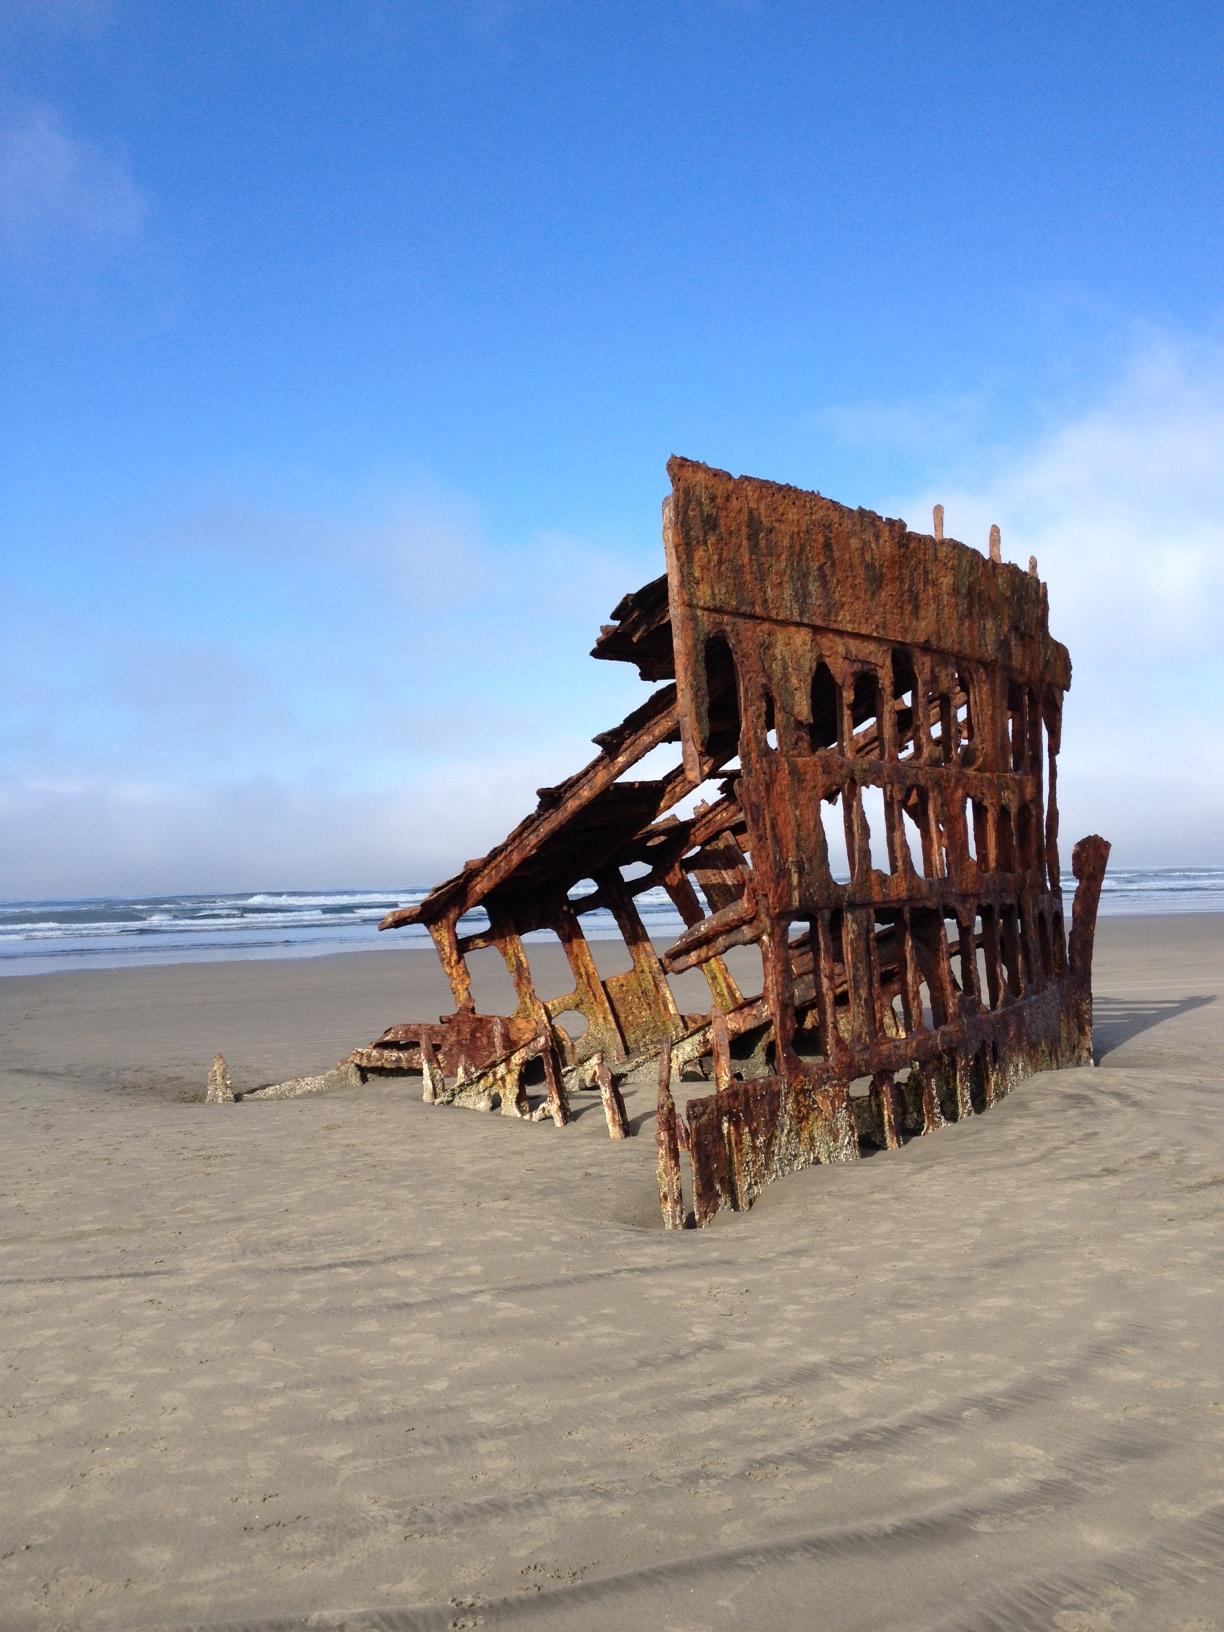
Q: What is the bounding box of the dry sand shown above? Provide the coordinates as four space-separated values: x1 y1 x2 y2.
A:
0 915 1221 1631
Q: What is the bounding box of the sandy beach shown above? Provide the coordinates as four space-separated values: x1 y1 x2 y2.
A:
0 913 1220 1630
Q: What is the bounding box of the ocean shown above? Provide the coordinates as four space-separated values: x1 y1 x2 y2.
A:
1 869 1221 979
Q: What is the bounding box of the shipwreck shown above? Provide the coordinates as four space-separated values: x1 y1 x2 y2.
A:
294 458 1111 1226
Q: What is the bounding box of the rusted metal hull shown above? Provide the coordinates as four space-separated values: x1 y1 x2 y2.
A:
678 840 1107 1225
346 459 1108 1227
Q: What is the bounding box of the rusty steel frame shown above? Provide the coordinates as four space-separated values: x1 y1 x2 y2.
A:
347 458 1109 1227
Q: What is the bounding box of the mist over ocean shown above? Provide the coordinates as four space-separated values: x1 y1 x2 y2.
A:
2 869 1222 978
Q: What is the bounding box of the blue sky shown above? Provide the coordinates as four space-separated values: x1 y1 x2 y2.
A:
2 0 1222 896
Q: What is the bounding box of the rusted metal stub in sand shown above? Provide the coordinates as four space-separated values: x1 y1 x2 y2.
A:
205 1054 235 1104
340 458 1108 1227
205 1057 363 1103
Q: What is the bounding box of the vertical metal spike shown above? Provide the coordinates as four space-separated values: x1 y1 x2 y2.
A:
656 1041 685 1229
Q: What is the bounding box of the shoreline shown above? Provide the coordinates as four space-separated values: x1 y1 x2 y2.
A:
3 904 1223 983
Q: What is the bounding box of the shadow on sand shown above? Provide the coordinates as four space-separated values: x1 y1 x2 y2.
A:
1093 993 1216 1057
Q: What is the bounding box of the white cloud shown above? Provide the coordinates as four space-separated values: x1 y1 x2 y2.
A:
0 100 146 255
901 341 1222 644
884 334 1224 865
813 391 985 457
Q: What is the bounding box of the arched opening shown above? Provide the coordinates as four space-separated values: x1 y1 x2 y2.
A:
859 784 890 874
820 789 850 880
1007 680 1026 772
809 660 839 751
552 1009 589 1045
945 912 971 996
891 648 918 759
1026 685 1042 771
898 792 926 875
850 670 881 757
703 633 741 761
928 691 953 764
999 906 1023 999
955 666 975 760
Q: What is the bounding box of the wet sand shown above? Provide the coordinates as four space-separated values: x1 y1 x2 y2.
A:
0 915 1221 1630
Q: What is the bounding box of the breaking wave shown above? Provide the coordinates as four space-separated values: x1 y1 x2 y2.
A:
1 870 1220 977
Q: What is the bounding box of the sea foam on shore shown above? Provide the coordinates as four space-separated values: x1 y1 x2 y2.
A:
3 867 1223 977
